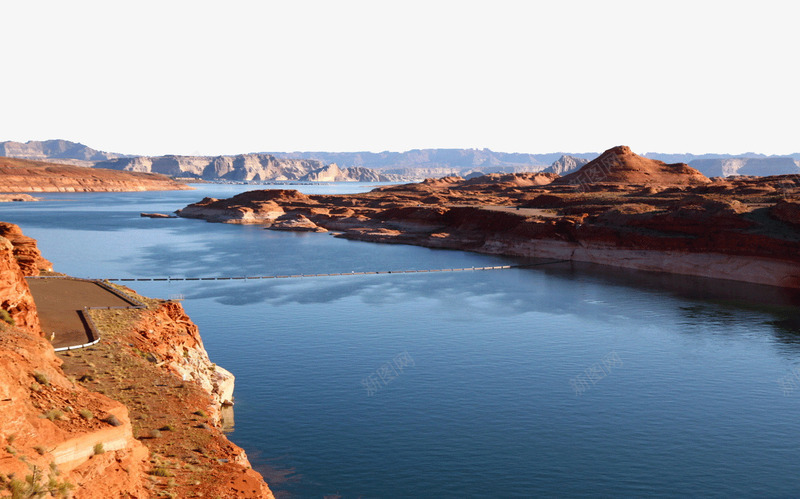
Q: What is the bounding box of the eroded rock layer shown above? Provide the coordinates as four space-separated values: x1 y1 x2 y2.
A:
0 157 191 193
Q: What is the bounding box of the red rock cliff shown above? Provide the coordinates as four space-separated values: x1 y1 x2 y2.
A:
0 230 41 335
0 222 53 277
0 229 149 498
0 225 274 498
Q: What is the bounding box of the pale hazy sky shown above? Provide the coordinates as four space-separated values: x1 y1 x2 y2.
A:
2 1 797 156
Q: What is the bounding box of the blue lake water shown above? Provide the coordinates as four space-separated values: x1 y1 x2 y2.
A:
3 184 800 498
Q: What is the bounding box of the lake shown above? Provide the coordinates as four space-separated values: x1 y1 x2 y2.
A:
3 184 800 498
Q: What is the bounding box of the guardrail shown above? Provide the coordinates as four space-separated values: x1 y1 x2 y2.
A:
54 308 102 352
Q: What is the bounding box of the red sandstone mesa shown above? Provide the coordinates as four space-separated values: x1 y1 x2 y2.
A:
178 146 800 289
0 157 192 193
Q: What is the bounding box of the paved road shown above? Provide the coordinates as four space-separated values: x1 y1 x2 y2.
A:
26 278 136 349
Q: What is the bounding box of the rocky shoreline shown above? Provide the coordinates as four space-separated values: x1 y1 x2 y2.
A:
177 146 800 289
0 223 273 498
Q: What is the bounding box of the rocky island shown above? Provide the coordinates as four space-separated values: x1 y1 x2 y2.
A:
0 224 273 497
178 146 800 289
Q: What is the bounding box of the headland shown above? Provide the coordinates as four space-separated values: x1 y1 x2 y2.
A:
0 157 191 194
177 146 800 289
0 223 273 498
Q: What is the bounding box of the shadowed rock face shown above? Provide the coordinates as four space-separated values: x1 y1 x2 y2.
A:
771 200 800 227
178 146 800 289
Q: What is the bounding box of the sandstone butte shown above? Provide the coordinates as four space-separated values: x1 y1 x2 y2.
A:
0 224 274 498
178 145 800 289
0 157 191 193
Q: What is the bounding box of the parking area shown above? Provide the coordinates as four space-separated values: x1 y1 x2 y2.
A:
26 278 139 349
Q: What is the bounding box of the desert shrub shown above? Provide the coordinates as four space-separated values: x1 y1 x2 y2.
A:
93 443 104 455
150 467 173 477
79 409 94 420
149 429 162 439
193 409 207 418
46 475 73 498
158 424 175 432
0 309 14 325
103 414 122 427
33 372 49 386
2 464 73 499
33 446 46 456
5 477 30 497
43 410 63 421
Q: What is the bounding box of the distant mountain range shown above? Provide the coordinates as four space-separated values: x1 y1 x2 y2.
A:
263 149 598 172
91 155 406 182
0 139 128 166
0 141 404 182
644 151 800 163
2 140 799 180
685 157 800 177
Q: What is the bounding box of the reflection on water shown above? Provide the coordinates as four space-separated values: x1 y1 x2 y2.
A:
535 258 800 309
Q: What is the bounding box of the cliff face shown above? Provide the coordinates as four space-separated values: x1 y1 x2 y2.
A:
0 225 273 498
93 153 403 182
129 301 236 418
0 233 42 335
0 157 191 193
77 295 274 498
0 222 54 277
543 155 590 175
299 163 402 182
